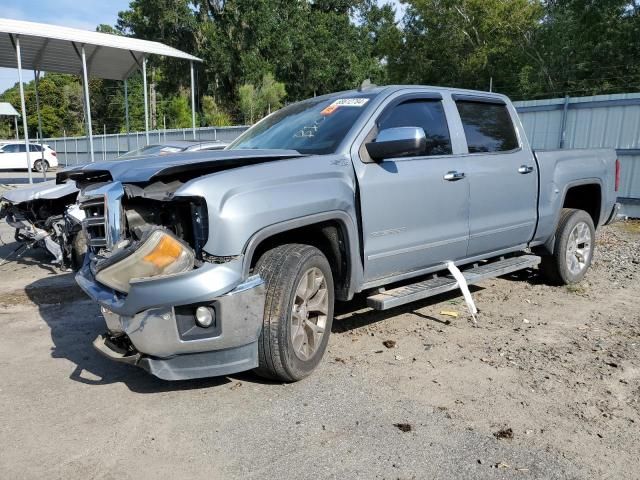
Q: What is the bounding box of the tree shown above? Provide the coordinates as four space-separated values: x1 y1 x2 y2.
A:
238 83 259 124
531 0 640 97
201 95 232 126
165 93 192 128
258 73 286 115
393 0 544 96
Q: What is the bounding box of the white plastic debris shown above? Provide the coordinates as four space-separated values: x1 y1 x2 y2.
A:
446 261 478 324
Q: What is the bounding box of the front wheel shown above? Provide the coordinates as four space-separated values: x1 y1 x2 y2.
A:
540 208 595 285
33 160 49 173
254 244 334 382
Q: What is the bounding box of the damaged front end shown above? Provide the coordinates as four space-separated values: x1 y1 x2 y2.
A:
0 182 85 269
80 180 208 290
76 179 265 381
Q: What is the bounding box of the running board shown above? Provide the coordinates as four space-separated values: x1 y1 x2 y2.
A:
366 255 541 311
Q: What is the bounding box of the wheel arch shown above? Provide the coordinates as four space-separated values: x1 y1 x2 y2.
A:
539 179 602 255
243 211 363 301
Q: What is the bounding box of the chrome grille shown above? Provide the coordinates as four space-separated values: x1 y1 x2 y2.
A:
80 196 107 248
78 182 125 252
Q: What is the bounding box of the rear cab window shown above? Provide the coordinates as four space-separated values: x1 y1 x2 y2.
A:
455 100 519 153
377 98 452 157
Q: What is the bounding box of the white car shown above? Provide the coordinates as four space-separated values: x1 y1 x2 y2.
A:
0 142 59 172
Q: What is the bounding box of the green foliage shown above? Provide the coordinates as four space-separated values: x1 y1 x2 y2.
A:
394 0 640 99
259 73 286 115
238 73 287 124
238 83 259 124
201 95 232 126
165 93 192 128
393 0 543 94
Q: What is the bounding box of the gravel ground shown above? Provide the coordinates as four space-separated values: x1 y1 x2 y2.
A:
0 219 638 479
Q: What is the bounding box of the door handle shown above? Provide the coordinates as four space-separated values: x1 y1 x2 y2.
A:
444 171 465 181
518 165 534 174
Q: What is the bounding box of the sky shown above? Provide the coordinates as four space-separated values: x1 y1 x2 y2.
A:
0 0 405 93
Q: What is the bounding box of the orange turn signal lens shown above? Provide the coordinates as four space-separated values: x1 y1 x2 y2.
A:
143 235 184 268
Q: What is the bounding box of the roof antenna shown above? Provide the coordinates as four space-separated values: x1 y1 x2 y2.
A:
358 79 376 92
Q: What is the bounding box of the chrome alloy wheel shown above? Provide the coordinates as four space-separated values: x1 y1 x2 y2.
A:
565 221 593 276
291 267 329 361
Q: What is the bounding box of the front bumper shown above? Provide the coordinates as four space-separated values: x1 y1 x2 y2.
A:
77 257 266 380
93 333 260 381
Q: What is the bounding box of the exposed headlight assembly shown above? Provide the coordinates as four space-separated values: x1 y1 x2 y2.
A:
95 229 195 293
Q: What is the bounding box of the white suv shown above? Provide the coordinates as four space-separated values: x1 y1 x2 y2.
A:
0 142 59 172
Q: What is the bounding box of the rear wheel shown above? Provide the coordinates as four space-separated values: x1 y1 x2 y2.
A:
540 208 595 285
254 244 334 382
33 160 49 173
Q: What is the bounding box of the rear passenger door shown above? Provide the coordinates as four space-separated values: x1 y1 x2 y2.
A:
454 96 538 257
356 94 470 282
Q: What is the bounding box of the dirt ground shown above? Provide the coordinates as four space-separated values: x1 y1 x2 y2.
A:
0 217 638 479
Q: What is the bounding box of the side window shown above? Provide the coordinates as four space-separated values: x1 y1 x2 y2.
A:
17 144 27 153
456 101 519 153
29 144 42 152
378 99 452 156
3 144 18 153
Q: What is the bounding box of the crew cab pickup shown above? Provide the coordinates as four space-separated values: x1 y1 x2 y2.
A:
59 85 621 382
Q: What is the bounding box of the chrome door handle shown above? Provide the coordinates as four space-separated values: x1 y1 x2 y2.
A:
518 165 534 174
444 171 465 181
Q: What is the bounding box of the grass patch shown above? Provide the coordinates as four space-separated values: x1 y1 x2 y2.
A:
618 220 640 235
566 283 588 295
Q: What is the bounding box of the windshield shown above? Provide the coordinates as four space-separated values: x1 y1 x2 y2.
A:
228 93 376 155
119 144 185 158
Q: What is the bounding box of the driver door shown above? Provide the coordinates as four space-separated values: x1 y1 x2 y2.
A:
356 95 470 283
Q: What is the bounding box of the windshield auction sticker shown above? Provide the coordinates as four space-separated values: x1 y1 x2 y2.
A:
321 97 370 116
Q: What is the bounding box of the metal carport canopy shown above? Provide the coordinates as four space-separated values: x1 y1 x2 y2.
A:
0 17 202 183
0 18 201 80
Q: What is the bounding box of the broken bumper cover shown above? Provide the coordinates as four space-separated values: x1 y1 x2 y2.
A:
76 257 266 380
93 333 260 381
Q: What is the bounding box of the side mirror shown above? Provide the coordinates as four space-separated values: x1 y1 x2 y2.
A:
365 127 427 161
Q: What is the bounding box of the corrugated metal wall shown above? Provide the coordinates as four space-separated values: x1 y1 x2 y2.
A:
514 93 640 209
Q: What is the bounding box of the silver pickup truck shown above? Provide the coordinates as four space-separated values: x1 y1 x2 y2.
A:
59 85 620 382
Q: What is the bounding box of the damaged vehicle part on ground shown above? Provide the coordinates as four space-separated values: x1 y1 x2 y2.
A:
62 86 620 383
0 181 86 269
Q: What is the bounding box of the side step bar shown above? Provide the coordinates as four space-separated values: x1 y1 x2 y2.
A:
366 255 541 311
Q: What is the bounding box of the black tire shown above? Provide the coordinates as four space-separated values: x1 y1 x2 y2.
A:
70 229 88 272
254 244 334 382
540 208 595 285
33 160 49 173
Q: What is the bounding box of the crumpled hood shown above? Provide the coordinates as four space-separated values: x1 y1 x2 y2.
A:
56 149 303 184
2 180 79 204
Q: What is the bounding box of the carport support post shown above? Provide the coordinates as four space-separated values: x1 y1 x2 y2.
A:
190 61 197 139
142 56 150 145
15 35 33 183
13 116 18 140
124 78 131 151
80 45 95 163
34 70 46 180
14 35 33 184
